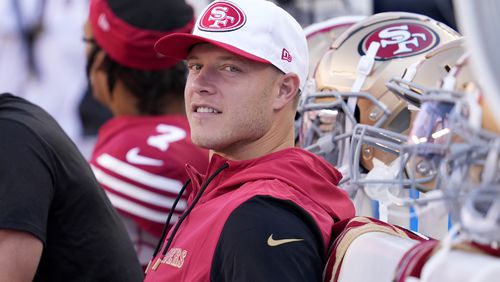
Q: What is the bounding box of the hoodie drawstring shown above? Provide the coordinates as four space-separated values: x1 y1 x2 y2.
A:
145 178 191 273
146 162 229 273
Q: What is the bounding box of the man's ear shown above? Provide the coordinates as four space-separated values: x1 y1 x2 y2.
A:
89 50 112 106
273 73 300 110
88 50 107 86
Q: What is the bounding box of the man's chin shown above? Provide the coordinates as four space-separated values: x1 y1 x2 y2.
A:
192 137 220 151
195 140 235 155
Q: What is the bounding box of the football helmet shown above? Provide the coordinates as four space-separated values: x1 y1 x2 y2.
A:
298 12 461 187
374 39 466 237
399 54 500 244
304 15 365 78
378 38 467 193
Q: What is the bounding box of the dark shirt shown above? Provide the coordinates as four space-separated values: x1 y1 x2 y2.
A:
211 196 323 282
0 93 143 281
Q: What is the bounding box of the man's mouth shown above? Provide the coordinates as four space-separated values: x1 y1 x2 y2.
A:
195 106 221 113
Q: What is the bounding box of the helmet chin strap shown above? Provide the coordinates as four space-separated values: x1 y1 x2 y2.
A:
350 41 380 94
341 41 380 168
402 60 420 82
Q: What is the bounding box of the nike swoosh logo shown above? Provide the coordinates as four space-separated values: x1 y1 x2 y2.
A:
267 234 304 247
126 147 164 166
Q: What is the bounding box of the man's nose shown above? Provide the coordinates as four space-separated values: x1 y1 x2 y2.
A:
189 67 216 95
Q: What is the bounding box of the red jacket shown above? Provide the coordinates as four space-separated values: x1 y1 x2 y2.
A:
145 148 354 281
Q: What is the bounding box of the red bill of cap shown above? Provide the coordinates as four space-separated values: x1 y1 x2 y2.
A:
154 33 270 64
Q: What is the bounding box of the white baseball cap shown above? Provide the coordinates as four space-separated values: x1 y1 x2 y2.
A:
154 0 309 90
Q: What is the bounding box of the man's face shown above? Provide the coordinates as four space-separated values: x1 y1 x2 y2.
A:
83 20 110 107
83 21 94 57
185 44 282 157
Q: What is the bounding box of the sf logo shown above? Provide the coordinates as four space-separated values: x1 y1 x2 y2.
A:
379 25 426 55
208 6 235 28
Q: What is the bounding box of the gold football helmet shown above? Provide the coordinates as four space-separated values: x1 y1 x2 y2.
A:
304 15 365 78
372 38 468 192
371 40 467 237
298 12 461 187
397 54 500 244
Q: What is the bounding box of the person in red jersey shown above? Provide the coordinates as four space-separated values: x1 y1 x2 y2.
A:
85 0 209 267
144 0 355 280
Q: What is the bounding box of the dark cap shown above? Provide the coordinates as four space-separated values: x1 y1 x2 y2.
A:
89 0 195 70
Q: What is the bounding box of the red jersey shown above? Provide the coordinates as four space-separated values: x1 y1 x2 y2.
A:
90 115 208 265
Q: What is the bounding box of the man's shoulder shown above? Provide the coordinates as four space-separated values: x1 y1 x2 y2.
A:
0 93 57 129
0 93 35 112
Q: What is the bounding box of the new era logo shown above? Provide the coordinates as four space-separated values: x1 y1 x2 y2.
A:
281 48 292 62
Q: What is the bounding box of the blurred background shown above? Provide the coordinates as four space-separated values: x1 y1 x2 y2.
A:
0 0 460 158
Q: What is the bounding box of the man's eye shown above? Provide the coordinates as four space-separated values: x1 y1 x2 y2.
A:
223 65 240 72
188 64 202 71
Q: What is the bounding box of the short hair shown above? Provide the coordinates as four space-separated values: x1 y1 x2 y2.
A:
102 57 187 115
88 0 194 114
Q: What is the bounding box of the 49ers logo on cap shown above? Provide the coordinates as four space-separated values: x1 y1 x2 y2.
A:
198 1 246 32
360 23 439 60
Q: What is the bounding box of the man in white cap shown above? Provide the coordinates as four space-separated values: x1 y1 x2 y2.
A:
145 0 354 280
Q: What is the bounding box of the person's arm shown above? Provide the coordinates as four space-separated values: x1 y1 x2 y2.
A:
211 196 325 282
0 119 53 280
0 229 43 281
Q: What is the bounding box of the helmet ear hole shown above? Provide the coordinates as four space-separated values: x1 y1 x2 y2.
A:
354 103 361 123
